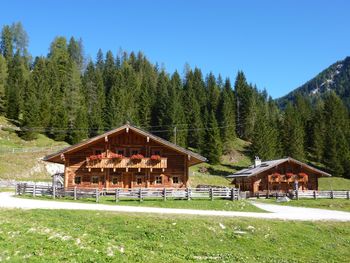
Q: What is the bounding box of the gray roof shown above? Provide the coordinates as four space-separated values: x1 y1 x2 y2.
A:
227 157 331 178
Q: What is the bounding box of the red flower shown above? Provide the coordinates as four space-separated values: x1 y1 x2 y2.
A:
286 173 294 179
272 173 281 179
150 155 161 161
130 154 144 160
298 172 308 178
88 154 103 161
109 153 123 159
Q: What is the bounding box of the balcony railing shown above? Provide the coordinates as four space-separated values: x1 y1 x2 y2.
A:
86 157 167 169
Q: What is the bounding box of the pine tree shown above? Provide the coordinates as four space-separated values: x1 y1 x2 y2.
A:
282 103 305 160
251 103 278 160
0 54 7 113
6 51 27 120
82 61 105 136
310 99 325 162
103 50 115 95
234 71 253 139
206 72 220 114
183 69 204 150
203 111 222 164
22 74 39 140
323 92 350 177
0 25 13 60
168 71 187 146
68 37 84 71
218 78 236 144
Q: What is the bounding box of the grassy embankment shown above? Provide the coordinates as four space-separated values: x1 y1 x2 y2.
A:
0 209 349 262
0 116 68 181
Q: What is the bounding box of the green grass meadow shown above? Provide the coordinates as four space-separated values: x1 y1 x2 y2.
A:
0 209 349 262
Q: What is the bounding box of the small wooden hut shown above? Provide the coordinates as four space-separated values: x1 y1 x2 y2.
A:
227 157 331 194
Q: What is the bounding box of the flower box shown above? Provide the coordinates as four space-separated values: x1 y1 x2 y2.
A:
109 153 124 160
285 173 294 179
130 154 144 162
88 154 103 161
150 155 161 162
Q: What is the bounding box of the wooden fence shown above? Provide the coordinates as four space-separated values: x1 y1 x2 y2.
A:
15 183 240 202
247 190 350 200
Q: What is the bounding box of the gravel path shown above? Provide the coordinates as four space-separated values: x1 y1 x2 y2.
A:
1 192 350 221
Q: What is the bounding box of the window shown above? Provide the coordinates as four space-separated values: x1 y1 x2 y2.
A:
74 176 81 185
131 149 140 155
91 176 99 184
172 177 179 184
155 176 162 184
152 149 161 156
94 149 103 155
116 148 125 156
112 176 119 185
137 177 142 185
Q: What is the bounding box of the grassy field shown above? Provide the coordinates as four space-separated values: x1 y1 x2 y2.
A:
18 195 264 212
319 177 350 190
189 138 251 187
0 116 68 180
0 209 349 262
255 198 350 212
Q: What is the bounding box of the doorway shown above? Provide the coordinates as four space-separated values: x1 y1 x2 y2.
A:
122 172 133 188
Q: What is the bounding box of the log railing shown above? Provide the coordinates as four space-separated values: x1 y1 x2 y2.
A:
86 157 167 170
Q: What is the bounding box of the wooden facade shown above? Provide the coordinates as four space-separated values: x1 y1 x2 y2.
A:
44 124 207 189
227 157 331 194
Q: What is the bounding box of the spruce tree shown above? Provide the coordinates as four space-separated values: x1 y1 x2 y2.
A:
323 92 350 177
82 61 105 136
251 103 278 160
0 54 7 113
203 111 222 164
218 78 236 144
0 25 13 60
282 103 305 160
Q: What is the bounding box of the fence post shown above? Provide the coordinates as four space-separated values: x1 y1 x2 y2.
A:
296 190 299 200
186 187 191 201
53 185 56 199
115 188 119 202
347 191 350 200
139 188 143 202
163 188 167 201
74 186 77 200
266 190 269 199
210 188 213 201
33 183 36 198
275 192 278 200
96 188 99 203
231 188 236 201
313 190 317 200
257 192 260 199
331 190 334 199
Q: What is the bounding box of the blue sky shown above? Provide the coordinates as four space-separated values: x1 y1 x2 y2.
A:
1 0 349 98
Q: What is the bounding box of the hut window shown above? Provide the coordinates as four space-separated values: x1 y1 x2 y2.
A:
130 148 140 156
112 176 119 185
116 148 125 156
155 176 162 184
91 176 99 184
94 149 103 155
74 176 81 185
152 149 162 156
137 177 142 185
173 177 179 184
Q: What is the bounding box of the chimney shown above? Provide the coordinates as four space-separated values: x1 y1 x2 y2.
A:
254 156 261 168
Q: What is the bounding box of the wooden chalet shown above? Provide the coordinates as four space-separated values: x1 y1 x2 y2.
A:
44 124 207 189
227 157 331 194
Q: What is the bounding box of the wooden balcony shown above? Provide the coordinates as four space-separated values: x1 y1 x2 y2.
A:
86 157 167 170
